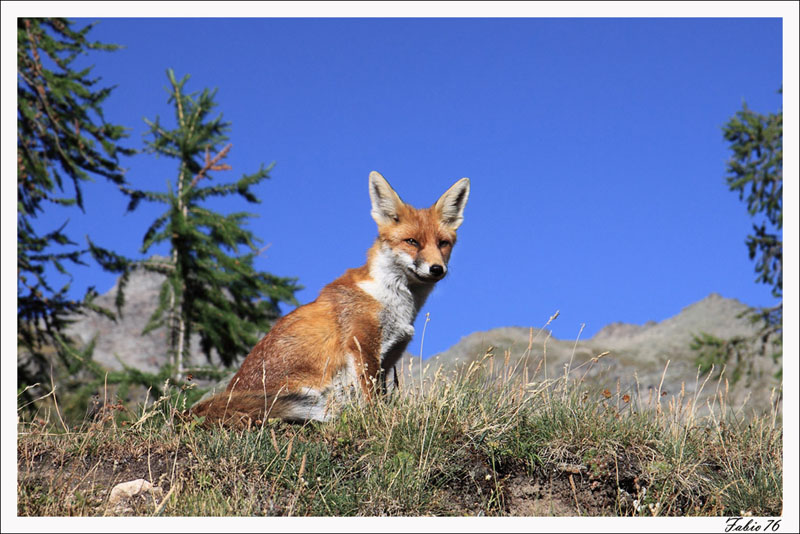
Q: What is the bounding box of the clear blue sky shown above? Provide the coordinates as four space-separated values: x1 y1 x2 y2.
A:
20 17 785 358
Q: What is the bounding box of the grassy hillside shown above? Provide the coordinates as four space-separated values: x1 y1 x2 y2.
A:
17 343 782 517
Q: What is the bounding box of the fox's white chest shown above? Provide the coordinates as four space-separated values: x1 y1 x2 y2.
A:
357 245 433 369
357 277 417 367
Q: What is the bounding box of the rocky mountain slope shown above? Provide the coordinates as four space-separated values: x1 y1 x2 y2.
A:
400 293 781 413
62 266 781 413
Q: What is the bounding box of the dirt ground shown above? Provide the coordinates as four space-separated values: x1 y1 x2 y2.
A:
18 435 644 517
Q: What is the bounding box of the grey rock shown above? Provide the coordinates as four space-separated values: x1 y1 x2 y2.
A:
64 259 223 374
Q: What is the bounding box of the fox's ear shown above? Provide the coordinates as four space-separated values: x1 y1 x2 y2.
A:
434 178 470 230
369 171 404 225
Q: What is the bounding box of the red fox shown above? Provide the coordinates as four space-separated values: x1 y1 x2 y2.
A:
189 171 470 425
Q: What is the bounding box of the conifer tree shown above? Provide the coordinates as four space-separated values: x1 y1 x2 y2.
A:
723 95 783 312
117 70 299 380
17 18 132 397
692 93 782 381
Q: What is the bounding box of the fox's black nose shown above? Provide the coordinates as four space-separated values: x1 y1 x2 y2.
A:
429 264 444 277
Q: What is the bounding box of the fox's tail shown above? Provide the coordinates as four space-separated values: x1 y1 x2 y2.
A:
187 390 317 427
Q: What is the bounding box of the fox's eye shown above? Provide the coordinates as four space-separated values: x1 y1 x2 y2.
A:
438 240 451 248
405 238 419 247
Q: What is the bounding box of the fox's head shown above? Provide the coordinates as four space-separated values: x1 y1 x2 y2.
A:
368 171 470 286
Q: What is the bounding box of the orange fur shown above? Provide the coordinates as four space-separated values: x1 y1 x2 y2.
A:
189 171 469 425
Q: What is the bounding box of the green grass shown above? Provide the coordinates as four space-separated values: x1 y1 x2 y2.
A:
17 347 783 517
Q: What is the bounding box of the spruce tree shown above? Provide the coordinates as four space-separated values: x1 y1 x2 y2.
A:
17 18 133 398
722 95 783 311
692 93 783 381
119 69 299 380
